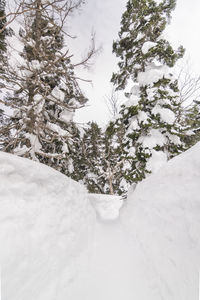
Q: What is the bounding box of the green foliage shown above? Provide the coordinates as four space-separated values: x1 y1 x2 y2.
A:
111 0 187 186
69 121 126 195
181 101 200 147
111 0 184 90
0 0 6 52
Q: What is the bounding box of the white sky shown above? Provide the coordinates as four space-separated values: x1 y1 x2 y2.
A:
70 0 200 125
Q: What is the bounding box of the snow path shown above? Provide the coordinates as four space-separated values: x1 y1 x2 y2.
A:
66 218 154 300
1 143 200 300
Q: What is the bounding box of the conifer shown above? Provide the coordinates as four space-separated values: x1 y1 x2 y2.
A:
1 0 95 174
112 0 187 184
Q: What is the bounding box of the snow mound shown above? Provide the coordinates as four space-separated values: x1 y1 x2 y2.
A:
121 142 200 299
0 151 95 300
89 194 123 221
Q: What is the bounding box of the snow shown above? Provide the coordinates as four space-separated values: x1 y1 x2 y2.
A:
47 122 69 137
1 143 200 300
125 95 139 107
138 110 149 124
136 32 145 41
60 109 74 123
130 84 140 96
66 143 200 300
51 86 65 102
0 151 95 300
89 194 123 221
121 142 200 299
127 118 139 130
146 149 167 173
138 128 166 148
30 60 41 70
166 132 182 145
152 105 176 124
141 41 157 55
25 133 42 159
137 63 169 86
33 94 45 114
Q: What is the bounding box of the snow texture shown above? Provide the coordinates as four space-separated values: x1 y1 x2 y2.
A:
89 194 123 221
60 109 74 123
1 142 200 300
141 41 157 55
0 151 95 300
138 128 166 148
146 149 167 173
137 63 169 86
152 105 176 124
121 142 200 299
67 143 200 300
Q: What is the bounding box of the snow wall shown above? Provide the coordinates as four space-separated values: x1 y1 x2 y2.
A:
121 142 200 300
0 151 95 300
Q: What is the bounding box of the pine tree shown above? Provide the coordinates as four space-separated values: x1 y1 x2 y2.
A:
72 121 126 195
103 121 126 195
182 100 200 147
1 0 95 174
0 0 6 53
112 0 187 185
80 122 105 194
0 0 9 149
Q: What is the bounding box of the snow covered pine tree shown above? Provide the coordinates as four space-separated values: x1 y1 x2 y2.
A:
111 0 187 185
73 121 126 195
1 0 95 174
0 0 10 144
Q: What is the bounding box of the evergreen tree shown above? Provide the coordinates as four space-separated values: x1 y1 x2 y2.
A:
103 121 127 195
181 100 200 147
0 0 9 148
1 0 94 174
80 122 105 194
0 0 6 53
112 0 187 185
71 121 126 195
64 122 88 183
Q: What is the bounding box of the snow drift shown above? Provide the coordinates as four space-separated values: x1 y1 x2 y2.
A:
0 151 95 300
121 142 200 299
1 142 200 300
64 143 200 300
88 194 123 221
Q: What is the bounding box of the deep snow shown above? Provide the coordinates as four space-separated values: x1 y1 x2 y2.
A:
0 142 200 300
0 151 95 300
66 144 200 300
120 142 200 299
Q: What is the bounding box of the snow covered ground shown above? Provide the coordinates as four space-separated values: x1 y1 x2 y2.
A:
0 142 200 300
121 142 200 299
66 143 200 300
88 193 123 221
0 152 95 300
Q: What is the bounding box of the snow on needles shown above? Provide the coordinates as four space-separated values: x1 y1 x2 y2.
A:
0 151 95 300
137 63 169 87
141 41 157 55
152 105 176 124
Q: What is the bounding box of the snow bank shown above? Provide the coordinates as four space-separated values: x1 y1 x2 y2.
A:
121 142 200 299
89 194 123 221
0 151 95 300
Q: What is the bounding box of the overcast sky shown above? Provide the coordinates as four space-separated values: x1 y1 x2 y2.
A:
69 0 200 125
